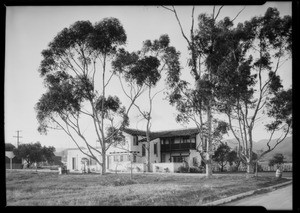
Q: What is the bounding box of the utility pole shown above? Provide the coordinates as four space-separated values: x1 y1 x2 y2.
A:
13 130 22 148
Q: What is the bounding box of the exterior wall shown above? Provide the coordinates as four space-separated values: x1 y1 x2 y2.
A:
108 161 146 173
66 132 204 173
152 162 183 173
66 149 102 173
188 149 201 167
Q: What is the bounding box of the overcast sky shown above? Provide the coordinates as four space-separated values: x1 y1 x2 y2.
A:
5 3 292 149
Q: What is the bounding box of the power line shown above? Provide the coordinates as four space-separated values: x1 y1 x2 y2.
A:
13 130 22 148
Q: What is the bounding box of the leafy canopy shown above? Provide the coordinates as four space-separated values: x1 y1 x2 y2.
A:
13 142 56 165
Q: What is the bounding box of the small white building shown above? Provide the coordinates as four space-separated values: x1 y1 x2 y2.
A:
66 128 205 173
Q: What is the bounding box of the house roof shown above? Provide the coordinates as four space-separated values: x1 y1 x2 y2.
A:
123 127 199 141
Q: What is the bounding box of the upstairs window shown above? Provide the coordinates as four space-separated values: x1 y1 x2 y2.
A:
133 135 138 146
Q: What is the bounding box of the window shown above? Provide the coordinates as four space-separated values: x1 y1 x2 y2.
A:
154 143 157 155
120 155 123 162
142 144 146 156
161 154 165 163
173 156 187 163
90 158 97 165
72 157 77 170
114 155 118 162
174 138 180 144
133 135 138 146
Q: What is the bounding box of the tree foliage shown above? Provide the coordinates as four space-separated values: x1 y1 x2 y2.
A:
268 153 285 167
207 7 292 173
112 34 181 172
163 6 291 176
212 143 231 172
35 18 138 174
13 142 56 167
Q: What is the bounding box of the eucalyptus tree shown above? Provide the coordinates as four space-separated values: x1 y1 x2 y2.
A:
112 34 181 172
35 18 143 174
216 8 292 174
162 6 242 178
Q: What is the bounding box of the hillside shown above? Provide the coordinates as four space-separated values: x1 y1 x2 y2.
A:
224 136 292 162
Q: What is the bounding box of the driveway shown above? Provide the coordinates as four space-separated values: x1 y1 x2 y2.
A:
222 184 292 210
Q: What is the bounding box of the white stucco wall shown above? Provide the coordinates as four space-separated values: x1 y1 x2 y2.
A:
66 132 204 173
67 149 102 172
152 162 183 173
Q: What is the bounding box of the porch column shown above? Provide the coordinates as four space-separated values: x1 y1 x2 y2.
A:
169 139 172 162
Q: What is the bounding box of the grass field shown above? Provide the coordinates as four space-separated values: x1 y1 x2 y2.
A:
6 170 291 206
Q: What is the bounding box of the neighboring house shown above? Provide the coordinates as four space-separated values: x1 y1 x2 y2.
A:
66 127 206 173
5 143 22 169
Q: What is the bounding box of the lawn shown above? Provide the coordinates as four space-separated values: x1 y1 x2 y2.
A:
6 170 291 206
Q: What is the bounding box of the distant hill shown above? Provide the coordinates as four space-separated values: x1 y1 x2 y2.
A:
224 136 292 162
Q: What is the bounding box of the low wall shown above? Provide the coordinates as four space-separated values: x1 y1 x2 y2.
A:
109 162 146 173
152 163 183 173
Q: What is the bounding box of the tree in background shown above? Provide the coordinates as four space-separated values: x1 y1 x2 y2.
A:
35 18 143 174
216 8 292 174
226 149 240 171
268 153 285 168
13 142 56 168
112 34 181 172
212 143 231 172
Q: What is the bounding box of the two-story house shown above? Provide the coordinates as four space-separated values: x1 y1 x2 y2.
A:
66 127 205 173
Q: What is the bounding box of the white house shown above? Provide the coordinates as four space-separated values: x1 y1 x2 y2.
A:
66 128 206 173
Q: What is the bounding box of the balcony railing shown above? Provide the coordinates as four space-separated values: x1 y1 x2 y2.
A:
161 143 196 152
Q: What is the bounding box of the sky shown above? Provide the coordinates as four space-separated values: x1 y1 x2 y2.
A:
5 2 292 149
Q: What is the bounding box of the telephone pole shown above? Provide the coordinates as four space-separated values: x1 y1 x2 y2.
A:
13 130 22 148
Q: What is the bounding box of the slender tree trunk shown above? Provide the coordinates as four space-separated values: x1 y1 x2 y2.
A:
101 146 106 175
146 118 151 172
246 157 254 178
206 105 213 178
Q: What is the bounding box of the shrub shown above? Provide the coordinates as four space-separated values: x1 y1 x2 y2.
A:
178 166 188 173
189 166 202 173
112 178 138 186
228 165 238 172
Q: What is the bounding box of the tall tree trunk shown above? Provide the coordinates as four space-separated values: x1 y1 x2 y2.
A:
101 146 106 175
146 118 151 172
246 158 254 178
246 130 254 175
206 105 213 178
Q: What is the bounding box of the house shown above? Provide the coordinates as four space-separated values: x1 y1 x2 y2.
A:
66 127 206 173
